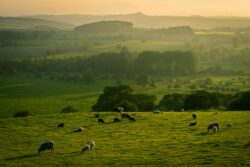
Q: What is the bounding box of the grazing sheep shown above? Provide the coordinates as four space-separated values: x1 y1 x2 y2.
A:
73 127 85 132
98 118 105 124
181 108 185 112
192 114 197 119
153 109 161 114
57 123 64 128
212 126 218 133
114 107 124 113
208 123 219 132
38 140 55 153
81 145 90 154
121 113 131 119
189 122 197 126
227 122 233 129
113 118 121 123
88 141 95 150
129 116 136 122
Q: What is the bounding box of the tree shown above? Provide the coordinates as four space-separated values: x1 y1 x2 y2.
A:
228 91 250 110
159 93 185 111
92 85 133 111
184 90 220 110
92 85 156 111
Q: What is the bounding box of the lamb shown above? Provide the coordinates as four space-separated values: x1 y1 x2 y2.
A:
208 123 219 132
81 145 90 154
57 123 64 128
227 122 233 129
189 122 197 126
192 114 197 119
121 113 131 119
114 107 124 113
113 118 121 123
38 140 55 153
212 126 218 133
129 116 136 122
88 141 95 150
73 127 85 132
153 109 161 114
98 118 105 124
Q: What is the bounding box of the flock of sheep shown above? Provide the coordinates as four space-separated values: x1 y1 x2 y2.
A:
38 107 233 155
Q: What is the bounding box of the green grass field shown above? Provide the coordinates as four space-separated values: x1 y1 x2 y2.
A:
1 74 250 118
0 111 249 166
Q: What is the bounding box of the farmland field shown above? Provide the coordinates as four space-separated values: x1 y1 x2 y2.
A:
0 111 249 166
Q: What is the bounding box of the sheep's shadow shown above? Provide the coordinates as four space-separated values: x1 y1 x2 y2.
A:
5 153 38 161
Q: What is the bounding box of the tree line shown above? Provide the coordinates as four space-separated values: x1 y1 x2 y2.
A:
93 85 250 112
0 50 199 76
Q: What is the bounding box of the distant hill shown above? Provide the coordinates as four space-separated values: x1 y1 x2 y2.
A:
0 17 73 30
74 21 133 32
29 12 250 29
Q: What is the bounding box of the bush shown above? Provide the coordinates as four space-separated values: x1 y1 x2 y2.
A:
13 110 31 118
228 91 250 110
117 100 138 112
92 85 156 111
61 106 78 113
159 93 185 111
184 90 220 110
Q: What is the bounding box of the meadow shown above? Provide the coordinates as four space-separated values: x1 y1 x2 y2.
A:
1 73 250 118
0 111 249 166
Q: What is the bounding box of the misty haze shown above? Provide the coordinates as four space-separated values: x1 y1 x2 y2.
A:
0 0 250 167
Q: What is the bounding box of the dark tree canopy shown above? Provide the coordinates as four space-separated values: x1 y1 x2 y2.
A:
92 85 156 111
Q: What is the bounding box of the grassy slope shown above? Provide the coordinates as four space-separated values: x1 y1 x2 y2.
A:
0 111 249 166
0 17 73 30
1 74 250 118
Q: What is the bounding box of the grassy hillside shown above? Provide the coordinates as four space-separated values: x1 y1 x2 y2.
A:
1 74 250 118
0 111 249 166
0 17 73 30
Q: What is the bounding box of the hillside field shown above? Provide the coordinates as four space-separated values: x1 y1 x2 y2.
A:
0 111 249 166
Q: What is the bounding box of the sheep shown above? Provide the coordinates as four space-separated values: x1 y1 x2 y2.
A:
88 141 95 150
153 109 161 114
121 113 131 119
38 140 55 153
57 123 64 128
227 122 233 129
73 127 85 132
212 126 218 133
192 114 197 119
208 123 219 132
113 118 121 123
189 122 197 126
114 107 124 113
181 108 185 112
81 145 90 154
98 118 105 124
129 116 136 122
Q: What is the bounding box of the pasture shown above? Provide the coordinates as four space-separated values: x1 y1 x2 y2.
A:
0 111 249 166
1 74 250 118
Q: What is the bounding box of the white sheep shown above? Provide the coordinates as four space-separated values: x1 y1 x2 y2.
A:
73 127 85 132
88 141 95 150
81 145 90 154
153 109 161 114
212 126 218 133
227 122 233 129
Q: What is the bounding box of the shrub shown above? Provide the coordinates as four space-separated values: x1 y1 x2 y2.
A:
13 110 31 118
61 106 78 113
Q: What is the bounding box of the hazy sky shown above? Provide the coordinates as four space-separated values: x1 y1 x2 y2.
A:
1 0 250 17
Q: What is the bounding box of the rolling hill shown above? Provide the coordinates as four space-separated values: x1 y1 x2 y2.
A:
30 12 250 29
0 17 73 31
